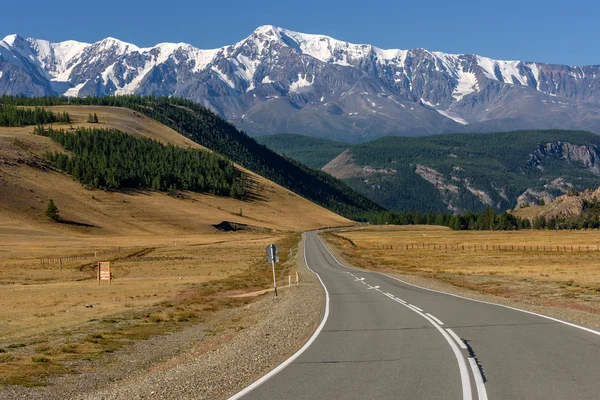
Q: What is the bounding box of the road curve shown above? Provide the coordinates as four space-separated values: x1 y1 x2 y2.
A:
231 232 600 400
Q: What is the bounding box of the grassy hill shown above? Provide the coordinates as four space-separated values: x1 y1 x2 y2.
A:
0 105 352 235
1 96 382 220
256 134 348 169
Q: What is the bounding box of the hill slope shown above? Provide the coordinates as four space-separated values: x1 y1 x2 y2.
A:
318 130 600 213
256 134 348 169
0 106 351 235
513 187 600 223
2 96 383 220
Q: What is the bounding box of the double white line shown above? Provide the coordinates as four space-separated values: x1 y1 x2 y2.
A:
340 254 488 400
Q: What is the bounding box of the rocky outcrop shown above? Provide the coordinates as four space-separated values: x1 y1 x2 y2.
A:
516 187 600 221
528 142 600 174
516 178 573 208
415 165 459 194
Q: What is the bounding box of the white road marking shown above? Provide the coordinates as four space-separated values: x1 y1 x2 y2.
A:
228 235 330 399
316 235 600 338
317 236 472 400
367 285 380 290
403 302 472 400
446 329 468 350
468 357 489 400
394 297 407 304
426 313 444 325
408 304 423 312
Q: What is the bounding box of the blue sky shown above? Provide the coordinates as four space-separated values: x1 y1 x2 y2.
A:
1 0 598 65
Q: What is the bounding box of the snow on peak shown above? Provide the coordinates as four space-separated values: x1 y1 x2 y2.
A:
273 28 374 66
94 37 139 54
2 34 20 46
253 25 282 36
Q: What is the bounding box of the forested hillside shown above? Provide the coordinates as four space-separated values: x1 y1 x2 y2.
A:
331 131 600 213
1 96 382 219
0 104 70 126
38 126 245 198
256 134 348 169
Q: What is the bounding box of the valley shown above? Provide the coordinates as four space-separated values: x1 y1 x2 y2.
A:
261 131 600 213
3 5 600 400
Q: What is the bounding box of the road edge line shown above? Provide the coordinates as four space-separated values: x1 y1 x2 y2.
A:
446 328 468 350
227 234 331 399
316 235 600 338
468 357 488 400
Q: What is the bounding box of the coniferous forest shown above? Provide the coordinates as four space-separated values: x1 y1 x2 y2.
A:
0 104 70 126
38 126 246 199
3 96 600 229
2 95 382 219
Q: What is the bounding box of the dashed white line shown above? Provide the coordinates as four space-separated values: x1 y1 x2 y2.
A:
394 297 407 304
407 306 473 400
322 237 472 400
408 304 423 312
446 328 468 350
426 313 444 326
468 357 488 400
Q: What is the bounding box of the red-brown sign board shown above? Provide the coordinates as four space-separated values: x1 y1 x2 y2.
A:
97 262 111 285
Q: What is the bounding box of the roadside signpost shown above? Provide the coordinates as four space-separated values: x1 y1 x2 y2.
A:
266 244 279 296
97 262 111 285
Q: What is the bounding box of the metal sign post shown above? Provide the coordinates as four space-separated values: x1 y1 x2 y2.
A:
266 244 279 296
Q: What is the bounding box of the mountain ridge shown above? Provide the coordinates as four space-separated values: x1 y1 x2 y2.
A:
258 131 600 213
3 26 600 141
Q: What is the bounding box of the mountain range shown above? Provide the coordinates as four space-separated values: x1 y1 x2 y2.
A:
2 26 600 142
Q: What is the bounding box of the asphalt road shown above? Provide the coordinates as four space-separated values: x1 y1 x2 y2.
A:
233 232 600 400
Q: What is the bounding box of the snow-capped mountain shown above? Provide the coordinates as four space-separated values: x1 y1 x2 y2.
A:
2 25 600 142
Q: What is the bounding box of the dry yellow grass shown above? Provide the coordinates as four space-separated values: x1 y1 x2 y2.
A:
0 231 301 386
0 105 349 386
0 106 350 234
324 225 600 314
0 232 289 341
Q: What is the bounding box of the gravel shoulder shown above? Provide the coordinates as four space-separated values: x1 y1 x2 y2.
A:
319 234 600 331
0 234 324 400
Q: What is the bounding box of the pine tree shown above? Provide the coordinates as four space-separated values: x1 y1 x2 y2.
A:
93 113 99 123
87 113 94 123
46 199 59 221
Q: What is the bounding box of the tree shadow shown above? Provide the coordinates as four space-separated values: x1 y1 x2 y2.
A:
57 219 99 228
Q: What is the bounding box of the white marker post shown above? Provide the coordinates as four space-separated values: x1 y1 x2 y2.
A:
266 244 279 296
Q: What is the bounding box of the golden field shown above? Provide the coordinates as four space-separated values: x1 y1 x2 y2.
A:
0 106 349 386
323 225 600 314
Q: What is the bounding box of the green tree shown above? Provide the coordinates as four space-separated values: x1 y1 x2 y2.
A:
93 113 99 123
46 199 59 221
533 216 547 230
